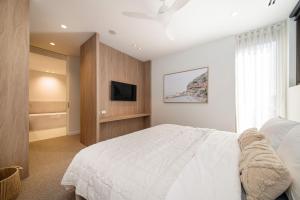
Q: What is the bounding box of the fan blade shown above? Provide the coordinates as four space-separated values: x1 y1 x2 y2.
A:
167 0 190 13
122 12 155 20
158 0 169 14
158 5 169 14
165 26 175 41
268 0 272 6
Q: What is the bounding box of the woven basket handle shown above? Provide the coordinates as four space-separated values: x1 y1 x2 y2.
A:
0 166 23 171
11 166 23 171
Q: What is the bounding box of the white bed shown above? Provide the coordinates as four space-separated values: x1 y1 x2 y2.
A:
62 124 242 200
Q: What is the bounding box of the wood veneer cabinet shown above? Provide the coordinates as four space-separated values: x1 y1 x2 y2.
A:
0 0 30 178
80 34 151 146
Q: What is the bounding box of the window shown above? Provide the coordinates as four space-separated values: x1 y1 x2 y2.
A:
235 22 287 133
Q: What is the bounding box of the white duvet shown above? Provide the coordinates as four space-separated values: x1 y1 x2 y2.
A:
62 124 241 200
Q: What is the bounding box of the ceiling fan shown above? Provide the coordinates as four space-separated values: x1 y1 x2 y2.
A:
268 0 276 6
122 0 191 40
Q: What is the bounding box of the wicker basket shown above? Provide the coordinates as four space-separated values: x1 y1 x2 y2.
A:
0 167 22 200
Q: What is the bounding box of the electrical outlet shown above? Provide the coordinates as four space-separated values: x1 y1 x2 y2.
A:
101 110 107 115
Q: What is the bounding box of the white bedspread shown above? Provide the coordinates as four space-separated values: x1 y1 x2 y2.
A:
62 124 241 200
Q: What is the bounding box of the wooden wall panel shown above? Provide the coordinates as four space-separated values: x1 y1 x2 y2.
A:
143 61 151 127
0 0 29 178
100 118 145 141
99 43 146 117
80 38 151 144
80 34 99 146
97 43 151 142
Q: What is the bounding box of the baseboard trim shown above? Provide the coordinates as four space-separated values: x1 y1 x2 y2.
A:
69 130 80 135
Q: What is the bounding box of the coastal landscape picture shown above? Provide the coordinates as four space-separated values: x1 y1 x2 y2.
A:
164 67 208 103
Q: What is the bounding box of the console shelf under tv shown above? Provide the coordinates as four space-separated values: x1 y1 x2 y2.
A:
99 113 151 123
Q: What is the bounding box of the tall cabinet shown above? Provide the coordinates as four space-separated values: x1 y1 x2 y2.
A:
0 0 29 178
80 34 151 146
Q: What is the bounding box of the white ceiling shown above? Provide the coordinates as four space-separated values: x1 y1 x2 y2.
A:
30 0 298 61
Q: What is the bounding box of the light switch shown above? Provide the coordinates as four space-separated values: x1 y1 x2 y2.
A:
101 110 107 115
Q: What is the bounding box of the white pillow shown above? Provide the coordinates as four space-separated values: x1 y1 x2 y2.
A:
259 118 299 150
277 125 300 200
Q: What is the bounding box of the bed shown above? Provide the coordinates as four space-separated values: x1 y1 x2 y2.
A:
62 124 241 200
62 120 299 200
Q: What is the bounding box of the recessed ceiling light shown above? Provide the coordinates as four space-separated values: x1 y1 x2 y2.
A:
108 30 116 35
231 11 239 17
49 42 55 46
61 24 67 29
131 43 142 50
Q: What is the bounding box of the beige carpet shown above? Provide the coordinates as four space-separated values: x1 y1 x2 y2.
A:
17 135 85 200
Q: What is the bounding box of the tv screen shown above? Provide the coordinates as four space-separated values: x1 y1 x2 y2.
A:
111 81 136 101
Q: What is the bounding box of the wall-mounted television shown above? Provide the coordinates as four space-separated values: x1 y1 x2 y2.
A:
111 81 136 101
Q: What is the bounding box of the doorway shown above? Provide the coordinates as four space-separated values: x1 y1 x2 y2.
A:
28 48 69 142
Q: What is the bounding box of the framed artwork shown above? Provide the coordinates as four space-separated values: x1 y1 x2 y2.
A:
163 67 208 103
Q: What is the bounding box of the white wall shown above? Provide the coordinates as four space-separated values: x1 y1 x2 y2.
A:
29 70 67 102
287 19 299 123
287 19 297 87
151 37 236 132
68 56 81 135
288 85 300 122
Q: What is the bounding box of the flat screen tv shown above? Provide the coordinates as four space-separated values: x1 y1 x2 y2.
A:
111 81 136 101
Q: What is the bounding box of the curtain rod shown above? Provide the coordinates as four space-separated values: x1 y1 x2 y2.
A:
236 22 285 39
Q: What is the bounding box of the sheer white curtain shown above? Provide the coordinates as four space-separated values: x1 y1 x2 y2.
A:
235 22 287 133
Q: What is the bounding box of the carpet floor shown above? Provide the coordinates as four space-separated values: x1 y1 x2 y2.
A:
17 135 85 200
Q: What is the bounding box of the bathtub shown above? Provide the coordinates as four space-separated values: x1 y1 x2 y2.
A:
29 112 67 142
29 112 67 131
29 101 67 142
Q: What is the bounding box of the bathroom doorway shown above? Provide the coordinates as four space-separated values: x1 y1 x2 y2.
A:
29 47 69 142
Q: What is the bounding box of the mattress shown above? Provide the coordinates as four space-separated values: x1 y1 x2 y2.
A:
62 124 241 200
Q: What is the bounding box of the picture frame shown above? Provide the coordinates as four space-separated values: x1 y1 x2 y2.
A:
163 67 209 103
